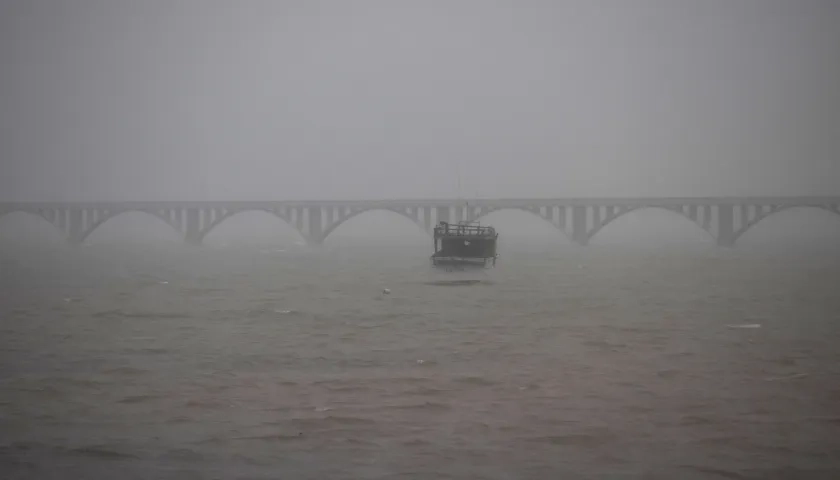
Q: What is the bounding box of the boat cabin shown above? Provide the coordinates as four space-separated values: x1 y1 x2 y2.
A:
431 221 498 268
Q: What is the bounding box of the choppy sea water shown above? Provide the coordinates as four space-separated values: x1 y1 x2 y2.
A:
1 241 840 479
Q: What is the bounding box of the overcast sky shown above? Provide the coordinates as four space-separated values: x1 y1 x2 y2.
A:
1 0 838 201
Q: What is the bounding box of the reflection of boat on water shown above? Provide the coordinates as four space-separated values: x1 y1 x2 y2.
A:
431 220 499 269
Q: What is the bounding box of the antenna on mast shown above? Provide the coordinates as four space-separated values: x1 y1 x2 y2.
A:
454 157 463 200
453 157 468 222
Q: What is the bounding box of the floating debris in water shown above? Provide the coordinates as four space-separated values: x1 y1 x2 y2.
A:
382 288 391 294
726 324 761 329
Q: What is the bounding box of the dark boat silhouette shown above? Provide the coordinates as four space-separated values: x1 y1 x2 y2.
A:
431 220 498 269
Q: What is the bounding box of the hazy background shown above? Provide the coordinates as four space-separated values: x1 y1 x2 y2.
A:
1 0 839 202
3 3 840 478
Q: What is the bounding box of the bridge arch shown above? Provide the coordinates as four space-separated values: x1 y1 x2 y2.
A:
79 209 182 244
197 208 307 245
734 205 840 244
0 209 67 242
472 207 573 243
321 207 428 243
587 206 716 245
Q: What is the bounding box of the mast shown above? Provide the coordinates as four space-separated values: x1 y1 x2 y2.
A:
454 156 468 223
455 157 462 202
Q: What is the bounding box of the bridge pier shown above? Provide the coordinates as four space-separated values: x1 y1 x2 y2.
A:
716 205 735 247
306 207 323 246
66 209 84 245
184 208 202 245
571 206 589 246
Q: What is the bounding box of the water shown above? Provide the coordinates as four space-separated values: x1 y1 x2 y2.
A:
2 240 840 479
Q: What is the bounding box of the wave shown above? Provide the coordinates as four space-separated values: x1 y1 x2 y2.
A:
69 445 139 460
91 309 192 319
453 376 497 386
117 394 163 404
228 433 304 443
529 432 614 448
380 401 450 412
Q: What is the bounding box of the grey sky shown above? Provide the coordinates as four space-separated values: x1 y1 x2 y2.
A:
1 0 838 201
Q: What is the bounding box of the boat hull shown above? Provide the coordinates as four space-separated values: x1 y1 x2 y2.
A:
430 256 496 269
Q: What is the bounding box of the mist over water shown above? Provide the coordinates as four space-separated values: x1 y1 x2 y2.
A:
2 210 840 478
2 0 840 478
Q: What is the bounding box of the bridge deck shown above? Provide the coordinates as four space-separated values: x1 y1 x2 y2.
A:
1 197 839 247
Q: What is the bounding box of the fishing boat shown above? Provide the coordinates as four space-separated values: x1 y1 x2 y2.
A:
431 220 499 269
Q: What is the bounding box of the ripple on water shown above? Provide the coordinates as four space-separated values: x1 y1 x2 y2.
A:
229 433 304 443
91 309 192 319
117 394 163 404
158 448 205 462
69 445 139 460
453 376 497 387
4 246 840 478
287 415 378 429
185 398 231 409
402 385 451 396
102 366 148 375
380 401 451 412
531 432 615 448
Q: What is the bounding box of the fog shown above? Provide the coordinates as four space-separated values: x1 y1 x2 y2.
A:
2 0 839 202
5 5 840 478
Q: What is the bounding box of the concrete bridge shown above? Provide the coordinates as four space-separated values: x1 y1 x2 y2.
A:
1 197 839 246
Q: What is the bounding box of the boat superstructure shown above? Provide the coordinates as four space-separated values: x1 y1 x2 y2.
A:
431 221 498 268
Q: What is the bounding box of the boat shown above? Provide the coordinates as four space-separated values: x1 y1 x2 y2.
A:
431 220 499 269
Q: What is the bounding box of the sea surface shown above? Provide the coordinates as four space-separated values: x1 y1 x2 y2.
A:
1 240 840 479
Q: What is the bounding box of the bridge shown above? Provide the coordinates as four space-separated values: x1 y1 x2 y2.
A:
1 197 839 246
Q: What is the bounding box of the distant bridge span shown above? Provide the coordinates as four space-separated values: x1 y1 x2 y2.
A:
1 197 839 246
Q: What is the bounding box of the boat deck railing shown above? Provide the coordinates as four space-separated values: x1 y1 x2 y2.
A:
433 222 496 237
